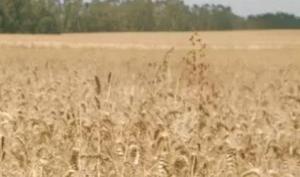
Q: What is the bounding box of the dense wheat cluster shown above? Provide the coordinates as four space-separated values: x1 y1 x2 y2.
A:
0 31 299 177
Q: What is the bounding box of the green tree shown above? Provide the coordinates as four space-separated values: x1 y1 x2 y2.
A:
124 0 155 31
0 0 300 33
63 0 84 32
154 0 191 31
33 0 62 33
0 0 27 32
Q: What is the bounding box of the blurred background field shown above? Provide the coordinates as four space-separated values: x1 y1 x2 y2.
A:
1 30 300 66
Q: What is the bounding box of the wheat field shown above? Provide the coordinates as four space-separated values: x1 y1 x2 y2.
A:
0 30 299 177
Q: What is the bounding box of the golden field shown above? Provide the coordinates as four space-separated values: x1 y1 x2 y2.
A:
0 30 299 177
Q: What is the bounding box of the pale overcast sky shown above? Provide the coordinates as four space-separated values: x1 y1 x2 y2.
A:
185 0 300 16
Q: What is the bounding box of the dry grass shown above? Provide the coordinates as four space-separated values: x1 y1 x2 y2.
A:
0 30 299 177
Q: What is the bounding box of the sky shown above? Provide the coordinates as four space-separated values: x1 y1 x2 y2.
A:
185 0 300 16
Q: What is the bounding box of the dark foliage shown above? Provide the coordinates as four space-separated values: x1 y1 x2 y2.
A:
0 0 299 33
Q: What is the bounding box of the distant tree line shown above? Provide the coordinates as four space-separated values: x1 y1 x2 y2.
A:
0 0 300 33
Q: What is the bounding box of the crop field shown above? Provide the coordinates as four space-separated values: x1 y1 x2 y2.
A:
0 30 299 177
